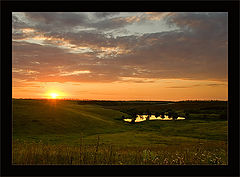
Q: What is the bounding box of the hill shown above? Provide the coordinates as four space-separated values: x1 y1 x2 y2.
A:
12 99 228 165
13 99 227 145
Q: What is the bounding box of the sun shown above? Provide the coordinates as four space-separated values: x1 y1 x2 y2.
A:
50 93 59 99
46 91 65 99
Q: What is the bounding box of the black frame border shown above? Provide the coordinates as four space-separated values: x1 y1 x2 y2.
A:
1 1 239 176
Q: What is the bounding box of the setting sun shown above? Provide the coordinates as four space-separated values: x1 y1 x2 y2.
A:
50 93 59 99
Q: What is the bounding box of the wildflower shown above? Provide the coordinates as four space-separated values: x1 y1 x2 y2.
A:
163 158 169 164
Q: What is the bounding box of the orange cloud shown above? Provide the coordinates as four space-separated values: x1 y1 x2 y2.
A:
144 12 174 21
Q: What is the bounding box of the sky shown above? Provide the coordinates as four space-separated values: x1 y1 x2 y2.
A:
12 12 228 101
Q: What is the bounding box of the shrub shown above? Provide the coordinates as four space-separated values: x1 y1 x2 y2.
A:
155 112 160 118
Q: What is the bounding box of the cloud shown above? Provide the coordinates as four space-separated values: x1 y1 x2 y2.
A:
166 86 191 89
166 82 226 88
93 12 121 18
117 77 156 83
12 12 228 84
12 15 29 29
206 83 226 87
166 12 228 40
90 16 138 30
144 12 174 21
59 70 91 76
24 12 87 27
22 12 148 32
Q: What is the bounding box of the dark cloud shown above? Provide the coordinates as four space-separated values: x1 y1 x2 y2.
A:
12 15 28 29
12 32 33 40
93 12 121 18
12 15 35 40
166 83 226 88
44 31 115 48
90 17 134 30
22 12 142 32
24 12 87 26
206 83 226 87
110 13 228 81
23 12 89 33
167 12 228 41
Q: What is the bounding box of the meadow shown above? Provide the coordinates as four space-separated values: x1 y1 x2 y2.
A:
12 99 228 165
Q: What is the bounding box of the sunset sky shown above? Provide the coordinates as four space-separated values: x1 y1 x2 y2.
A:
12 12 228 100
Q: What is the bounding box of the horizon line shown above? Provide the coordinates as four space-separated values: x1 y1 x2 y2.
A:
12 98 228 102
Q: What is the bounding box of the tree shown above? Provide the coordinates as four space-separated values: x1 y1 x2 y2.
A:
155 112 160 118
172 112 178 121
146 109 151 121
127 108 137 118
137 111 143 119
167 111 173 118
138 111 143 115
131 113 138 123
125 108 138 123
184 110 190 119
160 111 165 118
166 109 173 118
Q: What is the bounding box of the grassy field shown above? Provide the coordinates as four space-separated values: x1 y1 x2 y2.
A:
12 99 228 165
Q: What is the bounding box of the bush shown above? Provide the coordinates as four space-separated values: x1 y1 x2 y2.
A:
155 112 160 118
172 112 178 120
184 112 190 119
160 111 165 118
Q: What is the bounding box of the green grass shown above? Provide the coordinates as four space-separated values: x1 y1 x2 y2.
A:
13 99 128 137
12 99 228 165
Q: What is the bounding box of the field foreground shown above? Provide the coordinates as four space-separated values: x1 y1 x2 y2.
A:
12 99 228 165
13 140 227 165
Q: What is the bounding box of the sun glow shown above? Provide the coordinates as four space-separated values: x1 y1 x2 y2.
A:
49 93 59 99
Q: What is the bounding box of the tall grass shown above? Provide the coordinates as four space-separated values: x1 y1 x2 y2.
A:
12 139 227 165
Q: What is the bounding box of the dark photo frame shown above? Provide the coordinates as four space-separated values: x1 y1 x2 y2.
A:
1 0 239 176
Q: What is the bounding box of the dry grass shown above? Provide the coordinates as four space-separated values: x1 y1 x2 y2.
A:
12 139 227 165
